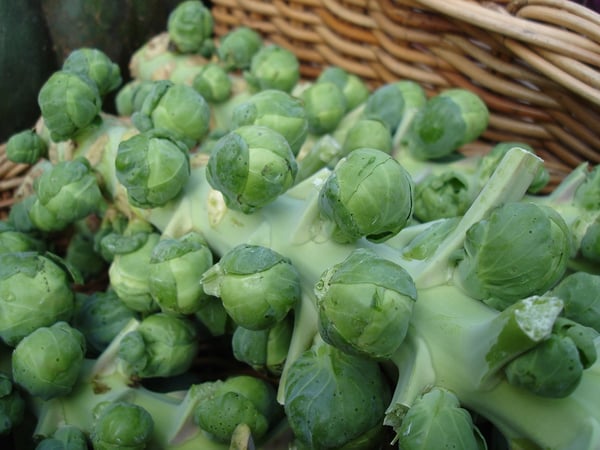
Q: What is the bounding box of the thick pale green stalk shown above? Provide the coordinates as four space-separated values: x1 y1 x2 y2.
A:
387 286 600 450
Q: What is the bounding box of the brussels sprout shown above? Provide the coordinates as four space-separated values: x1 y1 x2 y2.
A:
90 401 154 450
315 248 417 359
193 375 280 443
413 171 473 222
115 79 156 116
5 129 48 164
217 26 263 71
62 48 122 96
148 231 214 315
284 341 390 450
244 45 300 93
167 0 214 54
118 313 198 378
317 66 370 112
0 372 25 435
581 221 600 263
402 88 489 160
29 157 104 232
132 80 211 146
395 387 485 450
551 272 600 332
319 147 414 243
230 89 308 155
108 223 161 313
115 129 191 209
65 227 107 282
341 118 393 156
301 81 347 135
574 164 600 210
455 201 574 310
363 80 426 134
8 195 40 233
504 317 598 398
38 70 102 142
201 244 301 330
206 125 298 213
191 62 232 103
0 221 45 254
36 425 88 450
232 315 293 375
73 289 139 355
0 251 77 346
12 322 85 400
194 295 236 337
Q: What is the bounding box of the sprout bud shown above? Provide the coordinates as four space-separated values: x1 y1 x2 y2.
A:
231 89 308 155
29 157 103 232
319 147 414 243
403 88 489 160
284 341 390 450
0 251 76 346
132 80 211 146
413 171 473 222
5 129 48 164
149 231 214 315
206 125 298 213
244 45 300 93
193 375 280 443
0 372 25 435
551 272 600 332
115 80 156 117
317 66 370 112
91 401 154 450
315 248 417 359
395 388 485 450
341 118 392 156
115 129 191 209
217 26 263 71
73 289 139 355
118 313 198 378
0 221 45 254
38 70 102 142
232 316 293 375
167 0 214 54
192 62 232 103
201 244 301 330
108 227 161 314
455 201 574 310
12 322 85 400
302 81 348 135
504 317 599 398
363 80 426 133
62 48 122 96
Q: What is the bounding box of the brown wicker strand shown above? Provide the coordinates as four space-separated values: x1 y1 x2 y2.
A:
508 0 600 27
429 45 561 108
514 5 600 43
503 38 600 106
411 0 600 62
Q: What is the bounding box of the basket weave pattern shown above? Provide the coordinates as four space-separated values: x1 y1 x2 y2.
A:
212 0 600 179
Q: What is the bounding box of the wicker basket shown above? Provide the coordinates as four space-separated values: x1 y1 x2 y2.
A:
211 0 600 177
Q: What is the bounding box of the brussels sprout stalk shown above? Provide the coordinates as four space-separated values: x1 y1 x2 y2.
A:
41 105 600 449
